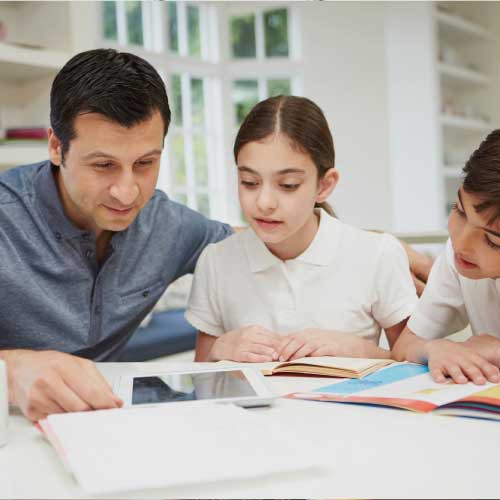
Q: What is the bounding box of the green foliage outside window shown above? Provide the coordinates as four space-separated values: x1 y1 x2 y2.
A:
126 1 144 46
230 14 256 58
103 1 118 41
264 9 288 57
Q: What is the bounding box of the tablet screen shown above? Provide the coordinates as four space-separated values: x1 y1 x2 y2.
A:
131 370 257 405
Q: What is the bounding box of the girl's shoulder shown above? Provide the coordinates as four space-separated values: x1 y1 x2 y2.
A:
198 229 248 263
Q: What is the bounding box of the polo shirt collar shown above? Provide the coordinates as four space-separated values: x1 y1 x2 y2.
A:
244 208 339 273
35 161 91 241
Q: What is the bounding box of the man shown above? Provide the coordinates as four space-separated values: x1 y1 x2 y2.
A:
0 49 432 421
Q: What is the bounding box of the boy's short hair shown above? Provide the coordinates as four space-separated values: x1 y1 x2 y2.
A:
50 48 171 156
463 129 500 225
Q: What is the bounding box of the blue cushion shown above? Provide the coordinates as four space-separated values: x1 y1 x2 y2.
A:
118 308 197 361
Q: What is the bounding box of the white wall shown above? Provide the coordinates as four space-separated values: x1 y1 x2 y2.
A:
298 2 393 230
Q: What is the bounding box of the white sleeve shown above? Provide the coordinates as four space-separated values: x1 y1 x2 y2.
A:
371 234 419 329
184 244 225 337
407 239 469 339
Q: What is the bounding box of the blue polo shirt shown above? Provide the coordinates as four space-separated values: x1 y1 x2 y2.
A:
0 161 232 360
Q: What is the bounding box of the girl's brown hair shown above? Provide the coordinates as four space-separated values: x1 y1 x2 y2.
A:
233 95 336 216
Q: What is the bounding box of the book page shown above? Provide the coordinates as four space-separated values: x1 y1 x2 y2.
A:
280 356 391 370
310 364 497 410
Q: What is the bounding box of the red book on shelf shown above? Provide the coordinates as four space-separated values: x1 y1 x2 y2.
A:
6 128 48 140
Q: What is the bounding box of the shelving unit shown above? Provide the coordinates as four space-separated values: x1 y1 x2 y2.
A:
435 1 498 225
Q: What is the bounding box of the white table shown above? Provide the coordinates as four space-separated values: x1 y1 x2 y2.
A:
1 360 499 499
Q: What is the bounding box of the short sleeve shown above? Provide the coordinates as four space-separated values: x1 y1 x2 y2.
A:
173 203 233 279
371 234 419 329
407 239 469 339
184 244 225 336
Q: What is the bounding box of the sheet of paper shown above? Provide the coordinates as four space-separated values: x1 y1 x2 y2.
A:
41 403 322 495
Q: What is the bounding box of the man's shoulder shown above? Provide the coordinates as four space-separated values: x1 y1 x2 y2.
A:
0 161 45 205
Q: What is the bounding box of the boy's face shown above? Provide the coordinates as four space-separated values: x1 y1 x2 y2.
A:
448 187 500 279
48 111 164 237
237 133 337 259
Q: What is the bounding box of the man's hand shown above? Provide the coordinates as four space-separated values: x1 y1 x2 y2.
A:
3 349 123 422
209 325 284 362
426 339 500 385
277 329 388 362
399 241 434 296
464 334 500 366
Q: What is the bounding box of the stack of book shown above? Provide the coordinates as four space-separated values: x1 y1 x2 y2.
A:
1 127 48 146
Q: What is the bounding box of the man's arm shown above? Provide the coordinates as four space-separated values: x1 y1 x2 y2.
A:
0 349 122 422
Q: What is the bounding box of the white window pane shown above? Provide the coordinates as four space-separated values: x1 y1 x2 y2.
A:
191 78 204 127
103 1 118 41
168 1 179 53
187 5 201 56
197 193 210 217
267 78 291 97
264 8 288 57
193 134 208 187
126 1 144 46
233 80 259 125
171 134 186 186
230 14 256 58
171 74 183 126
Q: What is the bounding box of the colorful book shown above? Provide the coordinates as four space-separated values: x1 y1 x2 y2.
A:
261 356 393 378
287 363 500 421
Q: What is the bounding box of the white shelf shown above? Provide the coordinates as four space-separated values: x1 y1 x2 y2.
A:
0 144 49 167
438 63 490 86
0 42 70 82
443 165 464 178
436 10 493 41
441 114 492 132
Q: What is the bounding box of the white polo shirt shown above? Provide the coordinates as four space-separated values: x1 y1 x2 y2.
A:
185 210 418 344
408 239 500 339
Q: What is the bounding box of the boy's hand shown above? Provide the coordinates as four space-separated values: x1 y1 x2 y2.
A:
277 329 373 362
426 339 500 385
210 325 284 363
4 349 123 422
464 334 500 366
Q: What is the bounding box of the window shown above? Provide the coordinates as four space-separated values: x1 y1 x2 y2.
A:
167 74 218 218
168 2 203 58
102 1 157 50
230 7 289 60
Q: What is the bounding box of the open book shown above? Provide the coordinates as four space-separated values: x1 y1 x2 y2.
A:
261 356 393 378
288 362 500 421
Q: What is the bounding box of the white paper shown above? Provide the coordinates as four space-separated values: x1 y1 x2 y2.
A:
42 403 321 495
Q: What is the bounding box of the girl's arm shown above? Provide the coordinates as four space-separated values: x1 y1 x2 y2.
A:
194 331 216 361
195 327 284 362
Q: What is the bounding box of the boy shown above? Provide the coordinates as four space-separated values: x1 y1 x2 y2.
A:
393 130 500 385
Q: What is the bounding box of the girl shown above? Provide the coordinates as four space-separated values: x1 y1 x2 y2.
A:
185 95 418 363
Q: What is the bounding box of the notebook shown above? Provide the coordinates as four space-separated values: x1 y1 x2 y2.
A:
288 362 500 420
261 356 393 378
38 403 322 494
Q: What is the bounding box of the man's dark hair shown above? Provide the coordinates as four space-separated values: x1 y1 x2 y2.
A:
463 129 500 225
50 48 171 156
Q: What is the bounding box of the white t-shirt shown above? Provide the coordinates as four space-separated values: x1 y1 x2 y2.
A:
185 210 418 344
408 238 500 339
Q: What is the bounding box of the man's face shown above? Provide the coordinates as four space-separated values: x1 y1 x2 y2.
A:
448 187 500 279
48 111 164 235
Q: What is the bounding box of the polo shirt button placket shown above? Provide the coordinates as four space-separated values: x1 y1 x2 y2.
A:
55 232 62 241
85 249 94 260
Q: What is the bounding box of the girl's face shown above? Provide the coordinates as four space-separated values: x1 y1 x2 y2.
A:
237 133 337 260
448 186 500 279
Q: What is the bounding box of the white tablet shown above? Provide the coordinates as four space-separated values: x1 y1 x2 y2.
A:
114 366 275 408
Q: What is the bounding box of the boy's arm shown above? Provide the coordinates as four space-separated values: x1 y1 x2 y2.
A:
392 327 500 384
463 334 500 366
